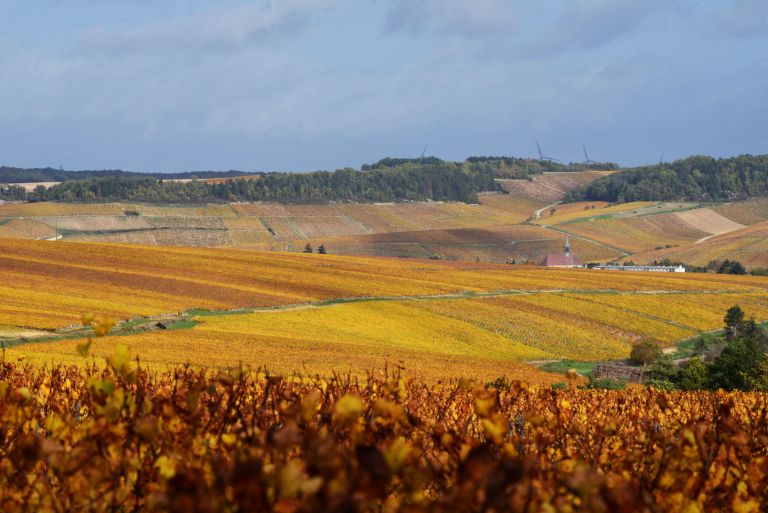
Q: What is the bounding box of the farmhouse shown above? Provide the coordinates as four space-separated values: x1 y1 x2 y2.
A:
543 237 581 268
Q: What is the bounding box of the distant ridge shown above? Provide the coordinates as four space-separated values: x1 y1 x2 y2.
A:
0 166 251 183
565 154 768 203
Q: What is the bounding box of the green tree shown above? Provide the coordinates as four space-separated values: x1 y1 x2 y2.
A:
630 340 663 365
677 357 710 390
725 304 745 332
303 243 313 254
709 336 768 391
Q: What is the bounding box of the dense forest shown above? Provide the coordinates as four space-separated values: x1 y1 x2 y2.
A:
30 161 501 204
565 154 768 203
1 156 618 204
0 166 249 183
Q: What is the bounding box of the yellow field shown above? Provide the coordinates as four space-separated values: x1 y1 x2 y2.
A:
5 238 768 329
13 287 768 375
4 239 768 379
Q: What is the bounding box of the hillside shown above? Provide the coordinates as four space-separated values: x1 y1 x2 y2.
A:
3 239 768 380
626 220 768 268
565 154 768 203
532 197 768 266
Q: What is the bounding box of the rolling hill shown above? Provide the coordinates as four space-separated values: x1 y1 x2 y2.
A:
4 238 768 380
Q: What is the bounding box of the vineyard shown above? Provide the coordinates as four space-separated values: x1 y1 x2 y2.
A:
3 238 768 380
0 360 765 512
10 289 768 377
560 215 709 254
296 225 623 263
629 222 768 269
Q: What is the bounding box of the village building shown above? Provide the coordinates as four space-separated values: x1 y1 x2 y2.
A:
543 238 582 268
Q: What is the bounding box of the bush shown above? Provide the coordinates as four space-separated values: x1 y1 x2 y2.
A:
677 358 710 390
550 382 568 390
630 341 663 365
646 379 678 391
709 336 768 391
584 376 625 390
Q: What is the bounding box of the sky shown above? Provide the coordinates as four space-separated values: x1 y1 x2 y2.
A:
0 0 766 172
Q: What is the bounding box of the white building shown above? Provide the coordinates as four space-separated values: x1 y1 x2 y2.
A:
591 264 686 273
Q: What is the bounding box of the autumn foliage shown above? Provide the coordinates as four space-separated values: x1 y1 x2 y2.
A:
0 356 766 513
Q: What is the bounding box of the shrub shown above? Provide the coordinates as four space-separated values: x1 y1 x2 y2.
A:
630 340 663 365
677 357 710 391
584 376 625 390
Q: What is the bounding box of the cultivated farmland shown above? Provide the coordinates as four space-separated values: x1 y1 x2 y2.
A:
4 239 768 379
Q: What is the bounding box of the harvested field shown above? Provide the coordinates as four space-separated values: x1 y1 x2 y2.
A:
712 197 768 225
0 202 124 217
674 208 745 235
0 218 56 239
43 215 150 232
497 171 613 203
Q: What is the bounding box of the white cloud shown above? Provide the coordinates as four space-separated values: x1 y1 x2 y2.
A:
385 0 516 37
525 0 681 56
80 0 334 54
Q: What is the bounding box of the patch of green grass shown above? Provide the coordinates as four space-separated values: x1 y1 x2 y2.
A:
539 360 595 376
185 308 253 317
165 320 199 330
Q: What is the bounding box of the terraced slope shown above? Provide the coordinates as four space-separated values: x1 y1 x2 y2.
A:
674 208 745 236
712 197 768 226
559 214 710 254
295 225 623 262
628 221 768 268
497 171 613 203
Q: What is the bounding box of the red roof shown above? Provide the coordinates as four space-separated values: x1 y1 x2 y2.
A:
543 254 581 266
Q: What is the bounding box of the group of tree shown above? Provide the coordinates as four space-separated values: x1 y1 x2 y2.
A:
0 166 248 183
565 154 768 202
0 155 621 205
630 305 768 391
22 161 502 204
0 184 27 201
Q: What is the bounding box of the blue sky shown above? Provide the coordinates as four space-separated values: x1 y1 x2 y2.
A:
0 0 765 172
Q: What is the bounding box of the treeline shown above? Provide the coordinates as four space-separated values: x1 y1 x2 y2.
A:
1 156 622 204
0 166 249 183
32 162 501 204
364 156 617 179
630 305 768 392
0 184 27 201
565 154 768 202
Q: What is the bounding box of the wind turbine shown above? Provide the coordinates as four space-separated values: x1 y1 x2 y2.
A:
582 144 599 166
536 140 560 162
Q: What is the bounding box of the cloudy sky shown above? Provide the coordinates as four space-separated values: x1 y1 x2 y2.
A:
0 0 765 172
